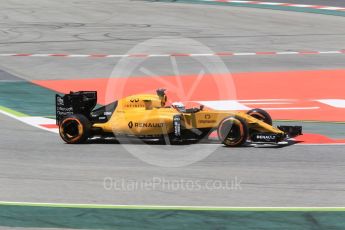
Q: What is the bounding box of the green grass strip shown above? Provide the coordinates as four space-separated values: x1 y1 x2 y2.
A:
1 202 345 229
0 105 27 117
0 81 56 117
1 201 345 211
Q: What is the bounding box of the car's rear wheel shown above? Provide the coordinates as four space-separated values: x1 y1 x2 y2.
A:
59 114 91 144
247 108 272 125
217 116 248 147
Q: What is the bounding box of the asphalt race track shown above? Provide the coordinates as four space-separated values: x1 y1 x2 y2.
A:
1 0 345 221
2 111 345 207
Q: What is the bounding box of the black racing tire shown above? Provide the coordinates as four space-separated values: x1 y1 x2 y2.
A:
217 116 248 147
59 114 91 144
247 108 272 125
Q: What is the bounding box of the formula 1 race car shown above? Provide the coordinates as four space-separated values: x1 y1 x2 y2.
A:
56 89 302 147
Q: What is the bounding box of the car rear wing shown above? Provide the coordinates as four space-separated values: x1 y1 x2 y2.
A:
56 91 97 124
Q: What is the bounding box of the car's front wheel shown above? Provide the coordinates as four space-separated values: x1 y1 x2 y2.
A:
217 116 248 147
247 108 272 125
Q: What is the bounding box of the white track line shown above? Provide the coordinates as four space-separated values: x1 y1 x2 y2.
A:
0 50 343 59
0 109 58 134
202 0 345 11
260 107 320 110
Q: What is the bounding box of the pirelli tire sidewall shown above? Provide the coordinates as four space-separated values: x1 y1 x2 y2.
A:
247 108 272 125
217 116 248 147
59 114 91 144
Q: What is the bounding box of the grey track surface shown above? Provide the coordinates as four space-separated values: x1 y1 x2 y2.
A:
2 54 345 80
0 0 345 79
1 113 345 207
0 69 21 81
0 0 345 207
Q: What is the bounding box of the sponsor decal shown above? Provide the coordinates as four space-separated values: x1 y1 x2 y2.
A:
173 115 181 137
253 134 278 142
56 108 73 115
199 120 216 124
55 95 74 124
128 121 165 129
125 104 144 108
135 122 165 128
56 97 64 106
199 114 215 124
130 98 139 103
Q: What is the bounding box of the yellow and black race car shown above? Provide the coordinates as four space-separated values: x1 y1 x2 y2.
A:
56 89 302 146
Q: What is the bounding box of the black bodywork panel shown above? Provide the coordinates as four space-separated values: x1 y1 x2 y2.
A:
56 91 117 125
278 126 303 138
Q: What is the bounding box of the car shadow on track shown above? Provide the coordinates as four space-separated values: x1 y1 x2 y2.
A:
82 137 300 148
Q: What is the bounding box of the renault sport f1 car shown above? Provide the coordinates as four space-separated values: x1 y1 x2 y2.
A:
56 89 302 147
